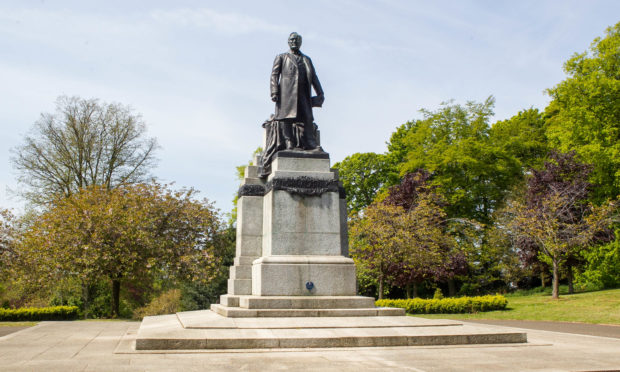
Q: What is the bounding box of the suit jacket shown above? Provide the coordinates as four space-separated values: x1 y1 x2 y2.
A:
270 52 324 120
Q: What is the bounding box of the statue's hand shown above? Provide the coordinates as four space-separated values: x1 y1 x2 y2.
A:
271 94 279 102
311 95 324 107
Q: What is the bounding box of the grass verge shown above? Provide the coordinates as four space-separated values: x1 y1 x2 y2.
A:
418 288 620 325
0 322 37 327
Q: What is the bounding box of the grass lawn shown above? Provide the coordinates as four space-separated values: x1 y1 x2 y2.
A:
419 288 620 325
0 322 37 327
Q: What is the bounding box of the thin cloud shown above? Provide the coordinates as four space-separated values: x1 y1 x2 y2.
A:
150 8 288 35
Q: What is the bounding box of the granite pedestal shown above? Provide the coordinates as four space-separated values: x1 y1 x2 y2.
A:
217 150 383 315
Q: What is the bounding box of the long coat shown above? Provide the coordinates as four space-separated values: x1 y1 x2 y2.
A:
270 52 324 121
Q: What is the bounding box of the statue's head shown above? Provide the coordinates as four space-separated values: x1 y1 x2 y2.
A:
288 32 302 52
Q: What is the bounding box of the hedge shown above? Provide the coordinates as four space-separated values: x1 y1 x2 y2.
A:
0 306 80 321
375 295 508 314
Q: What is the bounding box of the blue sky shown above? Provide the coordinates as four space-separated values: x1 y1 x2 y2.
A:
1 1 619 216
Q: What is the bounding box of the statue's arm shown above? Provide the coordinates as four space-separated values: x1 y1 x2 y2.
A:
309 58 324 105
270 54 282 102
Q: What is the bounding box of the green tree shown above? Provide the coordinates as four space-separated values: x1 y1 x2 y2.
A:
545 22 620 202
230 147 263 225
0 209 15 262
393 97 521 224
10 183 224 317
333 152 395 213
11 96 158 205
349 203 415 299
349 185 451 299
386 120 414 171
577 234 620 290
490 108 549 172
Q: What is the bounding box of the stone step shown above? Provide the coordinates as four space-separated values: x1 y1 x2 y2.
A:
238 295 376 309
135 312 528 350
210 304 404 318
219 295 239 307
177 310 457 329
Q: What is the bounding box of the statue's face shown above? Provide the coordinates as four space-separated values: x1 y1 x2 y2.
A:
288 34 302 52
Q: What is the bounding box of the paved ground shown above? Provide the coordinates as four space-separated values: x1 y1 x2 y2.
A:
460 319 620 339
0 327 31 337
1 320 620 371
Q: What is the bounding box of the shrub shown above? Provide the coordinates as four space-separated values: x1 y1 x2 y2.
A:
433 288 444 299
376 295 508 314
576 238 620 290
133 289 182 320
0 306 79 321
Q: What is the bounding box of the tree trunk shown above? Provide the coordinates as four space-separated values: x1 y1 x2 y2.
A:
413 282 419 298
112 279 121 318
552 259 560 299
540 271 546 288
81 283 91 319
567 263 574 294
448 279 456 297
406 284 412 299
378 276 384 300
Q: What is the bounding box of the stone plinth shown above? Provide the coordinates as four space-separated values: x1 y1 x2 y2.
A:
261 190 342 256
252 256 356 296
220 150 363 308
250 151 356 298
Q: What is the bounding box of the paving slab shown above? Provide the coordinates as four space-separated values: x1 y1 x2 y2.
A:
2 320 620 371
452 319 620 339
0 326 31 337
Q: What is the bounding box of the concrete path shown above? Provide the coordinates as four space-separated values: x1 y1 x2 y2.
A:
459 319 620 339
0 327 30 337
1 320 620 371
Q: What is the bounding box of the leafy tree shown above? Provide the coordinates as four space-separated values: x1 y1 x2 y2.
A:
11 96 158 205
393 97 521 224
230 147 263 225
506 151 617 299
384 170 468 297
490 108 549 172
333 152 395 213
576 233 620 289
9 183 224 317
0 209 16 262
545 22 620 202
349 203 416 299
350 171 457 299
0 209 17 305
383 169 435 210
385 121 414 172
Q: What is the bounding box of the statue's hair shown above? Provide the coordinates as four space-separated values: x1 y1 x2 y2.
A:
289 32 302 41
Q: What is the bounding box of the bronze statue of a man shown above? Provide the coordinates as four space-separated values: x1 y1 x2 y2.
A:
270 32 324 150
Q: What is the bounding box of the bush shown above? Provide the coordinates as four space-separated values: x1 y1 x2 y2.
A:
0 306 79 321
376 295 508 314
133 289 182 320
433 288 444 299
576 238 620 290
